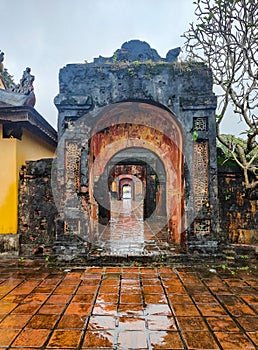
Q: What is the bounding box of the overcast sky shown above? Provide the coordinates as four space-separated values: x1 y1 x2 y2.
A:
1 0 244 134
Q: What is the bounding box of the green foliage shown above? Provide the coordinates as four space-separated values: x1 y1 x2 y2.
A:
112 50 118 63
192 130 199 141
218 135 258 162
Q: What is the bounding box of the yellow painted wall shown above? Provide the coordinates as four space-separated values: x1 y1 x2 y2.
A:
0 124 18 233
0 124 56 234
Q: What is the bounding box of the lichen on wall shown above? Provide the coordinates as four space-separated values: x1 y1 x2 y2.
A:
18 158 58 256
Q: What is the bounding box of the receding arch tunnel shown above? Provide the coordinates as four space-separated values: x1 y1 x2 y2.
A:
87 101 185 246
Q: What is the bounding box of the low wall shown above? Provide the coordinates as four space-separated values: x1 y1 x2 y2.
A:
218 167 258 245
16 159 257 258
18 158 58 256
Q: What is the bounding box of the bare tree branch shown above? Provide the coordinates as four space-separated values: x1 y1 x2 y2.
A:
183 0 258 191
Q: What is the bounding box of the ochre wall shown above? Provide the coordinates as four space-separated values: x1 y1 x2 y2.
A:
0 124 18 233
0 124 56 234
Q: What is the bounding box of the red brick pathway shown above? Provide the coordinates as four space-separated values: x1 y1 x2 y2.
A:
0 262 257 349
94 199 176 257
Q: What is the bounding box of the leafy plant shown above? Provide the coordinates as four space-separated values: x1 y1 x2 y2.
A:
192 130 199 141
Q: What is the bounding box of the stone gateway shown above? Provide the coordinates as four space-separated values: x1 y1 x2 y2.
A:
53 40 219 259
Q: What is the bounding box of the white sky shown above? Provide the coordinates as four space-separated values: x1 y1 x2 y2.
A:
1 0 245 134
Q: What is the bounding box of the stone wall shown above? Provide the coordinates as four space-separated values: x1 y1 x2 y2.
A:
54 41 219 253
218 167 258 245
18 158 58 256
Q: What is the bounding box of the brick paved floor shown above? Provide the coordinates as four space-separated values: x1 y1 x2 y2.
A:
92 199 178 257
0 262 257 349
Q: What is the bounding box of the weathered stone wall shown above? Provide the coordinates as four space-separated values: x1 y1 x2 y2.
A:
54 41 219 253
218 167 258 245
18 159 58 256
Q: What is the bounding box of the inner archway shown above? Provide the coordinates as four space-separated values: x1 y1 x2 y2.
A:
88 101 184 253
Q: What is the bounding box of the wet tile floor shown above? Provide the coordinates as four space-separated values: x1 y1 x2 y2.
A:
93 199 177 257
0 263 257 349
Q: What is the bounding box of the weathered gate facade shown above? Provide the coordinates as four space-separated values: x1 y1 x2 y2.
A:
53 40 219 256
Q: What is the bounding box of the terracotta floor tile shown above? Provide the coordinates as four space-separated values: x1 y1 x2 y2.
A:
82 330 114 347
209 286 232 294
147 315 177 331
83 273 102 280
241 295 258 304
11 303 39 315
9 348 40 350
119 303 144 316
85 267 103 273
236 316 258 331
102 272 120 279
172 304 200 317
0 314 31 328
142 285 163 294
65 272 83 279
0 286 17 295
77 285 98 294
58 314 87 329
33 286 55 294
81 278 100 286
118 316 146 331
177 316 208 331
92 303 118 316
72 294 95 303
165 285 187 294
120 286 142 294
12 329 50 347
168 294 193 304
0 329 19 346
215 331 256 349
105 267 122 272
117 330 147 349
120 293 143 304
87 315 116 330
98 285 119 294
65 303 92 315
182 330 219 349
121 273 139 279
149 330 184 349
144 294 167 304
0 302 18 314
47 294 71 304
53 285 77 294
96 293 119 304
26 314 59 329
206 316 240 332
202 277 224 287
247 332 258 346
47 329 82 348
198 303 227 316
39 303 66 314
145 304 172 316
227 304 256 316
218 294 242 305
101 279 120 286
141 279 161 286
39 279 60 286
22 293 49 303
192 294 218 303
0 294 26 303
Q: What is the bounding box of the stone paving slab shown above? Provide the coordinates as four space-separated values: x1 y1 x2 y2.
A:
0 261 257 349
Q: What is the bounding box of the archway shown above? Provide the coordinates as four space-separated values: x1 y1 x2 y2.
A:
88 101 184 248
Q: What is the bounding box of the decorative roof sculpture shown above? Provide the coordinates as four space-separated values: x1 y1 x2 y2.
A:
94 39 181 64
0 56 36 107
